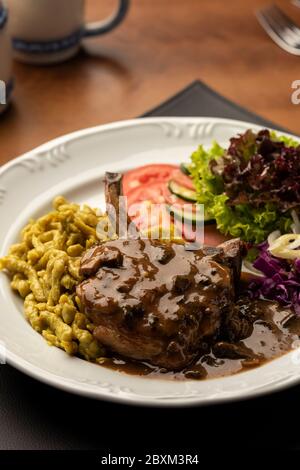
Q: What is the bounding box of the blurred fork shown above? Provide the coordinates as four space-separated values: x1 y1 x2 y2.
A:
256 3 300 55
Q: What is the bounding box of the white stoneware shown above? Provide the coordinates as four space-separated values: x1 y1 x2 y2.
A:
0 117 299 406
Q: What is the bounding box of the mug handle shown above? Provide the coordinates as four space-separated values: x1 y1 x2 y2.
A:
83 0 130 37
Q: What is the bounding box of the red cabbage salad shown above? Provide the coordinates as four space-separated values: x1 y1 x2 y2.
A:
188 128 300 312
247 238 300 314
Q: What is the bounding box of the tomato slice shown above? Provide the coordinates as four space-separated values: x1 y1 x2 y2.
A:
125 181 168 208
123 164 199 241
171 169 195 191
123 164 178 194
128 201 172 232
125 181 175 233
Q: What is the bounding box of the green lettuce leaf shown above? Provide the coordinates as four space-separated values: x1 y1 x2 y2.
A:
270 130 299 148
188 132 295 243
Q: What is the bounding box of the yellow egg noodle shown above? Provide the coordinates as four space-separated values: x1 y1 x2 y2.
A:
0 196 110 362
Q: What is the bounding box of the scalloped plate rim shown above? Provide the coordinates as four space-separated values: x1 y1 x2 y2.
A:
1 116 300 407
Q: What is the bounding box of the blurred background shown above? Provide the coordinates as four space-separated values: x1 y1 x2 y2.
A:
1 0 300 162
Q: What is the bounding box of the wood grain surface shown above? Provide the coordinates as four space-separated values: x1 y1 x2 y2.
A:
1 0 300 164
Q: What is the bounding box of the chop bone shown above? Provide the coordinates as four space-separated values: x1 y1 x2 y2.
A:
105 172 138 239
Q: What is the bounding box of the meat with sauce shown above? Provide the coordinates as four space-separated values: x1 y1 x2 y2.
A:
76 237 243 369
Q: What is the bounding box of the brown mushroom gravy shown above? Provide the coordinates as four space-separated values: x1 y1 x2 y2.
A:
98 299 300 380
76 238 300 380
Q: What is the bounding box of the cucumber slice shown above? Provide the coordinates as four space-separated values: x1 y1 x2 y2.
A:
180 162 191 176
168 180 197 202
168 205 215 225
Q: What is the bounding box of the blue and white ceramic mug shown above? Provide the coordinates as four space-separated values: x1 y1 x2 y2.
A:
0 1 13 112
7 0 130 64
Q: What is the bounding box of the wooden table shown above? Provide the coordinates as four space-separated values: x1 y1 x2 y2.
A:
1 0 300 164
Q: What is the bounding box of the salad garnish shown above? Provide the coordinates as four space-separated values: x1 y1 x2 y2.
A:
268 234 300 260
189 129 300 243
248 239 300 315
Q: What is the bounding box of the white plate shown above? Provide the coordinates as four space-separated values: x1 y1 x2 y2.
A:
1 117 300 407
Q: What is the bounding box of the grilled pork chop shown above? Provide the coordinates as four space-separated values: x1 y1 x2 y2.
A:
76 237 242 369
75 172 243 369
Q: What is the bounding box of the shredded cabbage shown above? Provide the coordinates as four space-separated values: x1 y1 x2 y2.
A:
247 241 300 315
